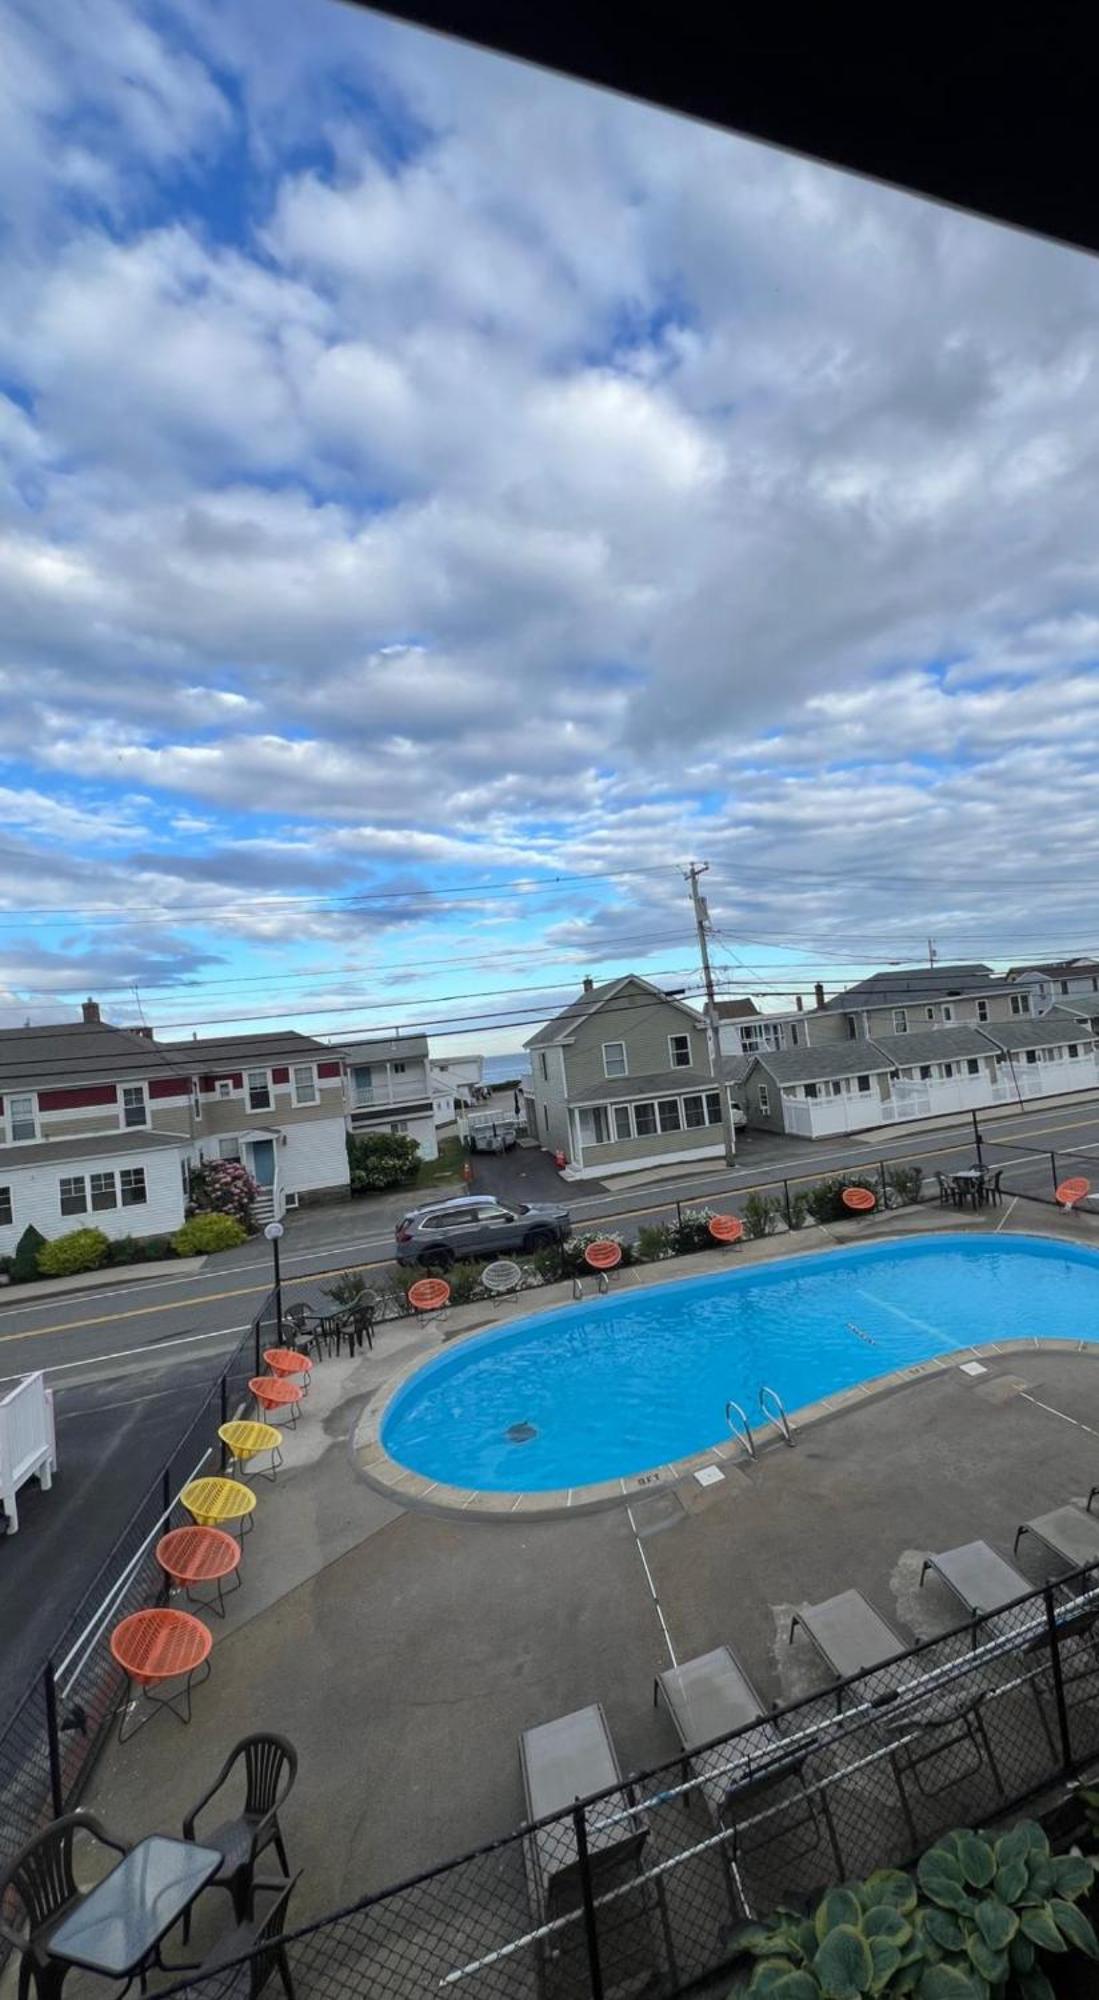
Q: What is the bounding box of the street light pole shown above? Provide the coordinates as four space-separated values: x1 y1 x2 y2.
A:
264 1220 285 1343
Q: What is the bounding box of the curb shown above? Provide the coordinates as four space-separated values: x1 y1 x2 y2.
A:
0 1255 206 1303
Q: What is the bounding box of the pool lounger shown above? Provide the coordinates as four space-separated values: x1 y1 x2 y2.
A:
654 1645 842 1887
789 1588 908 1698
1015 1505 1099 1573
920 1540 1031 1622
519 1704 648 1916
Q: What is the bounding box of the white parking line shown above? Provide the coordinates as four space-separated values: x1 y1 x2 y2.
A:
627 1505 678 1668
0 1322 250 1387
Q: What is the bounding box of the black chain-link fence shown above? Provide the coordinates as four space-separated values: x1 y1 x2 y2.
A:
977 1135 1099 1210
149 1563 1099 2000
0 1300 269 1900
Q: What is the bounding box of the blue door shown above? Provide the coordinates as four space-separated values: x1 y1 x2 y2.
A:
250 1139 276 1186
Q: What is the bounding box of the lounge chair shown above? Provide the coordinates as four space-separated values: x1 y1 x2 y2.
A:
1015 1505 1099 1574
920 1540 1030 1633
655 1646 842 1905
789 1589 908 1699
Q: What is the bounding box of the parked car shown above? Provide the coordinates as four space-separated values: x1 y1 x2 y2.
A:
395 1195 572 1268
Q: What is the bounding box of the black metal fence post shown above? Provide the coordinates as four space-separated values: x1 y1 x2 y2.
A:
878 1160 889 1207
972 1112 984 1167
1044 1583 1073 1771
43 1662 64 1817
1051 1151 1060 1197
161 1467 171 1520
573 1803 605 2000
254 1311 263 1378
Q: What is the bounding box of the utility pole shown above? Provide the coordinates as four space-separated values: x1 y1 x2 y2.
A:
927 937 938 969
685 861 737 1166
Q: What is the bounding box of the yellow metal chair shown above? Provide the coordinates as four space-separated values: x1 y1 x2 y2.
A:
180 1475 257 1541
218 1420 283 1484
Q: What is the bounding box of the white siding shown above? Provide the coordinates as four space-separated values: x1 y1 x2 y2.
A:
274 1115 350 1197
0 1144 187 1256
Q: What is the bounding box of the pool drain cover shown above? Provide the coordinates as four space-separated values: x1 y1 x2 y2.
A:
505 1421 537 1444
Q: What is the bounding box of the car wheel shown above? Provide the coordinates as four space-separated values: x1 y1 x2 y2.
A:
523 1228 554 1253
420 1247 454 1271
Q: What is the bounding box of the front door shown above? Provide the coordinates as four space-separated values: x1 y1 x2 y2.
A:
249 1138 276 1186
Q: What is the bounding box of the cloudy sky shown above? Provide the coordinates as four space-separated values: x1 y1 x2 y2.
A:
2 0 1099 1050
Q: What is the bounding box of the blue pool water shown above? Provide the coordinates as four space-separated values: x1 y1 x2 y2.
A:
380 1234 1099 1492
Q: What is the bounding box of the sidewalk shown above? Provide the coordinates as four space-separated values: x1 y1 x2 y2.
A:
0 1254 204 1304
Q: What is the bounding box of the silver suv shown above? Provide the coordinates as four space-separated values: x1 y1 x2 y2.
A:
395 1195 572 1268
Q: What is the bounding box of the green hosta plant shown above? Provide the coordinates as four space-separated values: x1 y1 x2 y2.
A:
733 1873 920 2000
913 1822 1096 2000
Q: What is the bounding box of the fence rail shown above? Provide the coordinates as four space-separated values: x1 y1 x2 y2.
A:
149 1561 1099 2000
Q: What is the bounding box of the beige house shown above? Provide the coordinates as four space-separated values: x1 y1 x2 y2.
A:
525 976 738 1180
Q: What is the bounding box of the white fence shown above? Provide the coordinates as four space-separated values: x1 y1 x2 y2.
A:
781 1053 1099 1138
0 1371 56 1534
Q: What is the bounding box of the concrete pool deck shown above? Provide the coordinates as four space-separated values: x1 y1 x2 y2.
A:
81 1196 1099 1931
357 1196 1099 1518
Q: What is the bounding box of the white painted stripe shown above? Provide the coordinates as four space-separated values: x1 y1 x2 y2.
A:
626 1504 677 1667
0 1322 250 1388
1020 1391 1099 1441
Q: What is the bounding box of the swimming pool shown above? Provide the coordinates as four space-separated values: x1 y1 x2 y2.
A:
380 1233 1099 1493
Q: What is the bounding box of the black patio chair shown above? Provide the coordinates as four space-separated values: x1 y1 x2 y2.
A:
0 1811 130 2000
192 1876 299 2000
281 1305 322 1360
182 1734 297 1940
984 1168 1005 1207
936 1173 960 1207
888 1689 1004 1846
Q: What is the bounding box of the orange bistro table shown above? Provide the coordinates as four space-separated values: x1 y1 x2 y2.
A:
708 1214 745 1246
583 1240 623 1272
841 1187 877 1214
408 1277 451 1312
263 1347 314 1394
110 1608 212 1742
156 1525 242 1619
249 1375 303 1427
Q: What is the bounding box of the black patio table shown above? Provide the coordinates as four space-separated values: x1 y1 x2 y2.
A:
48 1835 221 1979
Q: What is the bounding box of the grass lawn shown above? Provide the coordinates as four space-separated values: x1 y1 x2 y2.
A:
411 1133 467 1188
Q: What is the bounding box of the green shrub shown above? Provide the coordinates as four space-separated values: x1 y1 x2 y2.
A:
443 1261 484 1305
186 1159 258 1228
886 1165 924 1207
787 1189 812 1229
743 1192 782 1239
670 1207 715 1255
636 1222 676 1262
347 1131 421 1191
106 1234 177 1266
804 1175 879 1224
323 1269 372 1309
12 1225 47 1283
37 1228 111 1278
173 1212 248 1256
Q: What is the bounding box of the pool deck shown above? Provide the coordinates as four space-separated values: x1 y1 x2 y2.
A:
83 1197 1099 1930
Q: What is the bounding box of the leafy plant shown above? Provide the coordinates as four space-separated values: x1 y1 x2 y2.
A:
442 1261 484 1305
37 1228 111 1278
347 1132 421 1191
671 1207 716 1254
786 1190 812 1230
552 1230 634 1276
912 1822 1096 2000
733 1872 920 2000
323 1269 372 1309
186 1159 258 1228
804 1176 879 1225
106 1233 176 1266
743 1192 783 1239
12 1224 47 1283
885 1166 924 1207
636 1222 676 1262
173 1212 248 1256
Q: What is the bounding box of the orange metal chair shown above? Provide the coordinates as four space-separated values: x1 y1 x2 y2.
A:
583 1239 623 1271
841 1186 877 1214
110 1608 212 1742
708 1214 745 1246
263 1347 314 1394
1056 1177 1091 1212
157 1525 242 1619
407 1277 451 1312
249 1375 303 1427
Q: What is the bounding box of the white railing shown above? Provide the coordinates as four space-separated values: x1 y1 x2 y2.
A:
0 1372 56 1534
351 1075 428 1110
783 1053 1099 1137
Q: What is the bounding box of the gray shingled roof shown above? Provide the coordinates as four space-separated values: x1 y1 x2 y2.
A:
870 1027 995 1067
1006 959 1099 980
750 1044 894 1084
0 1021 170 1091
0 1129 186 1171
825 964 992 1009
338 1035 428 1063
1053 994 1099 1021
979 1013 1097 1052
525 977 701 1048
715 998 759 1020
572 1066 720 1106
158 1029 331 1070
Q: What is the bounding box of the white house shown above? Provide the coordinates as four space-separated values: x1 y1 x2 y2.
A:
339 1034 438 1163
429 1054 484 1127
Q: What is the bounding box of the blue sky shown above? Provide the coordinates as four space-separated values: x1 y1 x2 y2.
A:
3 0 1099 1053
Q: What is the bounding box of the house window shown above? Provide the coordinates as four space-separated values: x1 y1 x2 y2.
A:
292 1064 318 1106
246 1070 272 1112
668 1033 691 1069
389 1121 408 1134
8 1093 37 1143
804 1082 819 1099
942 1062 954 1078
120 1167 147 1206
602 1041 627 1079
1011 994 1031 1015
59 1175 87 1216
578 1106 610 1145
790 1023 800 1045
977 1000 989 1022
758 1083 770 1116
966 1058 980 1075
219 1137 241 1161
191 1078 202 1122
352 1065 373 1105
1069 1044 1080 1058
1061 980 1070 994
633 1101 657 1136
613 1105 632 1140
539 1052 548 1082
121 1084 147 1128
893 1010 908 1033
857 1075 871 1093
90 1171 117 1210
942 1005 953 1024
657 1099 681 1133
925 1007 936 1022
683 1094 706 1127
0 1187 11 1226
919 1065 932 1080
392 1060 407 1075
1025 1049 1038 1065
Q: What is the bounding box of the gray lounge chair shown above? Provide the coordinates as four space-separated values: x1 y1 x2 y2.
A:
789 1589 908 1700
655 1646 842 1904
920 1541 1030 1633
1015 1505 1099 1574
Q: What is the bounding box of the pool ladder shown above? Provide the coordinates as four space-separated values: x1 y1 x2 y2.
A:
725 1386 796 1461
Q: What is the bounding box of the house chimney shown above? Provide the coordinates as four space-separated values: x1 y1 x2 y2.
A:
795 994 804 1012
82 997 100 1025
814 981 825 1010
582 976 595 994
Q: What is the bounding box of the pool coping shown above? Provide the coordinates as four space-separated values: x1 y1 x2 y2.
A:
352 1214 1099 1522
